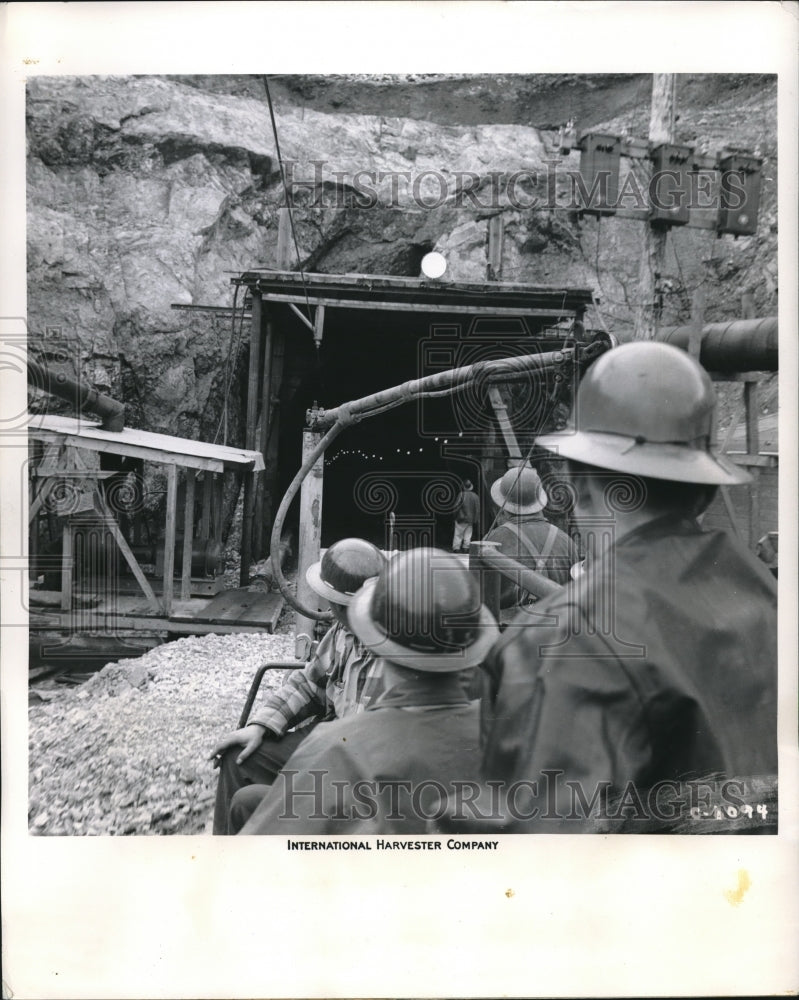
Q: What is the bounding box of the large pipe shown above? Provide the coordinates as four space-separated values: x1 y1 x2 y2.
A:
657 317 777 372
474 544 563 601
28 357 126 432
308 347 579 429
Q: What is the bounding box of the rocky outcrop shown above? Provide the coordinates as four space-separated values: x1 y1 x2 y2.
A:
27 73 778 445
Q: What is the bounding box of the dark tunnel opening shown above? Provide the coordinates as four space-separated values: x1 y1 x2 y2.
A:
273 304 575 551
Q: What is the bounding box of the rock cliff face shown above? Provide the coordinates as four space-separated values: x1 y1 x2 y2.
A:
27 73 777 446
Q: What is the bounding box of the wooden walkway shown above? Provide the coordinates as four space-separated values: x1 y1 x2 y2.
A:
29 587 284 637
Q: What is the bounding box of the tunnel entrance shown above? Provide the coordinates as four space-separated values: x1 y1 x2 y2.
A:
236 269 594 562
275 304 578 550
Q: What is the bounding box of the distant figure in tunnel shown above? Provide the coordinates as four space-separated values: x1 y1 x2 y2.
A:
483 464 577 621
209 537 386 834
451 478 480 553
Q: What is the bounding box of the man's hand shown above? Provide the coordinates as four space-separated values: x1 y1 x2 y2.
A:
209 724 267 767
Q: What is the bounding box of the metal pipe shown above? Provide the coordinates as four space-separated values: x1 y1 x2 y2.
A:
28 357 126 431
657 317 777 372
476 544 563 600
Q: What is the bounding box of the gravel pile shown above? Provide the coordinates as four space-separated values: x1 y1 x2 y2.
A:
28 631 297 835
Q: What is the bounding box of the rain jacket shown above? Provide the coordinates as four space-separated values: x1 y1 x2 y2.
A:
248 622 384 737
240 670 481 835
480 514 778 828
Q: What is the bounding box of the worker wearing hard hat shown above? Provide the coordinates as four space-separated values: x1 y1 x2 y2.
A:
484 464 578 620
239 549 499 834
478 341 777 830
211 537 387 834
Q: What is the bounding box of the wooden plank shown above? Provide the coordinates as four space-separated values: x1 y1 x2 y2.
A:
61 524 73 611
181 468 195 601
244 268 594 299
162 464 178 616
188 588 284 631
30 610 278 636
30 416 264 470
725 453 778 468
31 431 225 473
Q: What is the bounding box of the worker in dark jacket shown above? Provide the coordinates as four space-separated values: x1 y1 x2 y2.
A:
210 537 386 834
451 478 480 552
238 548 499 834
483 464 578 620
477 342 777 832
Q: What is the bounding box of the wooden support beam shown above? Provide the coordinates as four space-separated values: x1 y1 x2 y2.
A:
487 385 522 464
277 206 293 268
265 293 579 318
30 431 225 473
633 73 675 341
254 307 274 557
289 302 315 332
487 214 504 281
61 523 73 611
245 294 263 452
181 468 195 601
240 470 256 588
313 304 325 348
162 464 178 616
70 446 161 612
748 467 761 548
744 380 760 454
199 472 213 540
213 474 224 541
295 428 325 657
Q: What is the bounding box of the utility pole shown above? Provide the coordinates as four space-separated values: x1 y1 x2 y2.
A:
633 74 676 340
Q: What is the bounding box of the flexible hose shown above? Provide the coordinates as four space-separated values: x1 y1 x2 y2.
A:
269 410 354 620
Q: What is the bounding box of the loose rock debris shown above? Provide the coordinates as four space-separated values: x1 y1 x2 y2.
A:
28 631 296 835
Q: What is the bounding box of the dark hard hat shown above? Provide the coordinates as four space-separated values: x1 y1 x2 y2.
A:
306 538 386 606
536 341 750 485
490 465 547 514
347 547 498 671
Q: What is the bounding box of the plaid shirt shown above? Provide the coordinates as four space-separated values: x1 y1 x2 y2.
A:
248 622 384 737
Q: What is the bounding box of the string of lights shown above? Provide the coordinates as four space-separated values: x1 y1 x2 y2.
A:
323 435 463 468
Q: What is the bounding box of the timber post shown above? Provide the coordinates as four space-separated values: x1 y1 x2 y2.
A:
295 427 325 657
633 73 675 341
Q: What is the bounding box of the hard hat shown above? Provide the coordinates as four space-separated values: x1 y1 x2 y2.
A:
490 465 548 515
536 341 750 485
347 547 499 671
306 538 386 606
